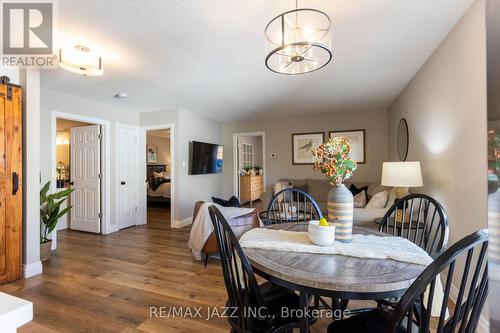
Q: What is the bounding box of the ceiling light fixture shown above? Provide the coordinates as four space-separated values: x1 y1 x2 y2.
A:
59 45 103 76
264 0 332 75
114 92 128 98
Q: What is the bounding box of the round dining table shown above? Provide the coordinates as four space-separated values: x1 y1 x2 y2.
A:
243 222 427 333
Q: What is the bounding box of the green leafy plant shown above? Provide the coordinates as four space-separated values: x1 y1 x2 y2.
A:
243 165 253 172
40 181 74 244
488 131 500 172
312 137 358 186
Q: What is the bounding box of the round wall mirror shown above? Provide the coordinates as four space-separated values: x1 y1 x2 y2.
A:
397 119 409 161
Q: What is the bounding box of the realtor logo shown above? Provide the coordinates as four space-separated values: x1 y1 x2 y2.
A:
1 1 56 67
3 2 53 54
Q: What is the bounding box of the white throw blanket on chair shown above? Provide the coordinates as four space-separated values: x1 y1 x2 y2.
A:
188 202 257 261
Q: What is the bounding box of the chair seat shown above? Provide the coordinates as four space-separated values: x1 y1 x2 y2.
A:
327 309 392 333
261 282 306 328
230 282 316 333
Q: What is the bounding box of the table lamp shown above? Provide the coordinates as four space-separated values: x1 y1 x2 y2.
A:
381 161 423 199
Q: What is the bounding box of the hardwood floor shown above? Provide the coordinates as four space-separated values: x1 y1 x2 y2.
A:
1 206 372 333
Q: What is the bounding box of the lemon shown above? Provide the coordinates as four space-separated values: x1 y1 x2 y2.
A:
319 218 329 226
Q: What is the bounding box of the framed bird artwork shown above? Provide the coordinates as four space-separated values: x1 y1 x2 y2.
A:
292 132 325 165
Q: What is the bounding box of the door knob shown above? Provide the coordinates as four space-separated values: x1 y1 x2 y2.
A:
69 181 74 186
121 181 126 185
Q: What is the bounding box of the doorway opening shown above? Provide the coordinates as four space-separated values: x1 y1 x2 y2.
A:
146 129 171 223
233 132 266 207
55 118 100 234
51 111 111 250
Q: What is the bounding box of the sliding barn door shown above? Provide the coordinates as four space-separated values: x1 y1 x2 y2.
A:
70 125 101 233
0 80 22 284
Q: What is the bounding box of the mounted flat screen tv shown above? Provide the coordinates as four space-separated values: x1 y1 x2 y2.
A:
189 141 223 175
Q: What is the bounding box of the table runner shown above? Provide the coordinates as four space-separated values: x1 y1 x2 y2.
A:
240 228 433 266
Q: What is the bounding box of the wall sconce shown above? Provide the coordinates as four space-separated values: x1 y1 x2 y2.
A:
56 132 70 145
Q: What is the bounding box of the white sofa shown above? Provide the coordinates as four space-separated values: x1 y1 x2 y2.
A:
260 178 395 230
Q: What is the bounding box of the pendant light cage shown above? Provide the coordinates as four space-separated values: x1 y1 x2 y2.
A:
265 7 332 75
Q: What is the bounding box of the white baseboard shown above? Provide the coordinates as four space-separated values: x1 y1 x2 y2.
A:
172 217 192 228
449 283 489 333
105 224 120 234
23 261 42 278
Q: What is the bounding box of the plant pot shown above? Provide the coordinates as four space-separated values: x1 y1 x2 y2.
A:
327 184 353 243
40 240 52 261
56 179 65 188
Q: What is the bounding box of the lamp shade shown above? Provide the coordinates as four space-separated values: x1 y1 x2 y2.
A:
381 162 423 187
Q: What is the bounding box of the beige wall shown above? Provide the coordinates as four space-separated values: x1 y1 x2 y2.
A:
40 88 140 231
221 109 389 197
238 135 263 170
141 109 223 224
178 110 223 221
146 134 171 172
388 0 487 246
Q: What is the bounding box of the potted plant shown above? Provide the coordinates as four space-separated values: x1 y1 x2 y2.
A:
254 166 263 176
312 137 357 243
242 165 253 176
40 181 74 261
488 129 500 194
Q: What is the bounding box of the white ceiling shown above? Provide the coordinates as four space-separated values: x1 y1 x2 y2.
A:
41 0 474 122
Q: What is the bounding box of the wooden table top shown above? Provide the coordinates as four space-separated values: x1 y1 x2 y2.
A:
243 222 426 299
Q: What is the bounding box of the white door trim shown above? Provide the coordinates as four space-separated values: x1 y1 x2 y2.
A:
50 111 112 250
232 132 266 198
116 123 141 229
140 123 175 227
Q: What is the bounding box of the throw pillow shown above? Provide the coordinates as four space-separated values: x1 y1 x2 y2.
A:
273 181 293 195
369 185 391 199
353 190 367 208
385 188 397 208
365 190 389 209
294 183 308 193
153 171 169 179
212 196 241 208
349 184 368 196
226 196 241 208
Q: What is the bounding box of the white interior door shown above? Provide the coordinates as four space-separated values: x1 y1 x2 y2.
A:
70 125 101 233
118 126 139 229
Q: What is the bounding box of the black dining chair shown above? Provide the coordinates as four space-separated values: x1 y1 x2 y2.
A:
208 205 316 333
379 193 449 258
327 229 489 333
265 188 323 225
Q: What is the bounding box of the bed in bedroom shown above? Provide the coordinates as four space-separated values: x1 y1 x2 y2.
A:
147 164 171 205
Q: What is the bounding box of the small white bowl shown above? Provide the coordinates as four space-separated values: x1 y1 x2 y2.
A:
308 220 336 246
